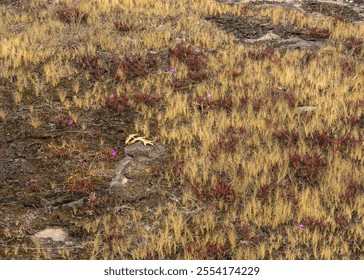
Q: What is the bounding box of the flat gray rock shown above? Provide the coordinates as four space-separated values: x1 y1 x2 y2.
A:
124 142 166 159
109 141 168 202
245 32 281 43
110 155 133 189
279 37 326 51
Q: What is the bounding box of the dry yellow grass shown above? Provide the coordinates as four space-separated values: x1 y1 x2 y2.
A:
0 0 363 260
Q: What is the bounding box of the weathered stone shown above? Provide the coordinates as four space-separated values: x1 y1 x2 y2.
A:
109 141 168 202
124 142 166 160
298 106 320 112
30 227 73 248
110 155 133 189
123 160 151 179
245 32 281 43
279 37 325 51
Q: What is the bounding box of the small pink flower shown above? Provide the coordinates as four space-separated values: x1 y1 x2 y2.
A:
207 93 212 99
67 119 74 126
72 0 77 6
111 150 117 158
169 67 176 73
297 224 304 229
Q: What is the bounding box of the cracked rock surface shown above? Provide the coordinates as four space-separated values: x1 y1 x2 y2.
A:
109 142 168 203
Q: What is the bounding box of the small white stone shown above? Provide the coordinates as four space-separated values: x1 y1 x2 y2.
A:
32 227 68 242
122 177 128 185
298 106 319 112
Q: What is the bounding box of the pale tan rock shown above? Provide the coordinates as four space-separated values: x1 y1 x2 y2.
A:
245 32 281 43
298 106 320 112
32 228 68 242
31 227 70 245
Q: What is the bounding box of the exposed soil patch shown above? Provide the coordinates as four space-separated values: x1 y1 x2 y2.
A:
204 13 329 51
301 0 363 22
205 14 314 41
0 72 170 258
208 0 364 51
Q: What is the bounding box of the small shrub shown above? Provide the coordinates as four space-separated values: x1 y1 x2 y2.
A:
67 178 95 193
226 69 244 78
54 114 69 129
335 212 348 227
311 130 333 149
184 54 207 71
265 117 274 126
340 59 356 75
168 43 194 61
56 7 87 24
290 152 326 184
114 21 132 33
270 87 296 108
270 86 282 105
252 98 263 111
212 176 235 202
248 47 275 60
185 241 228 259
335 134 358 152
204 242 228 259
78 55 105 81
187 71 209 82
302 50 317 63
291 196 300 206
169 43 208 73
354 99 364 110
149 164 160 177
274 128 299 148
308 27 330 39
301 110 315 122
209 147 220 160
194 95 214 113
103 93 119 110
303 216 331 231
192 181 209 201
170 76 185 90
79 54 101 69
111 56 159 81
283 91 296 108
30 182 42 192
271 162 279 173
212 97 233 110
104 224 118 244
340 115 361 128
342 36 363 54
167 160 185 175
92 68 104 81
333 13 345 23
359 100 364 109
217 126 240 152
119 57 149 79
340 178 359 203
133 92 160 105
239 96 249 108
240 5 252 15
103 93 131 112
237 223 261 245
258 181 277 200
